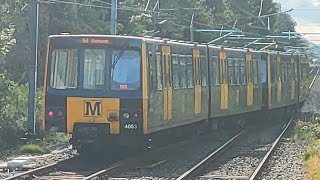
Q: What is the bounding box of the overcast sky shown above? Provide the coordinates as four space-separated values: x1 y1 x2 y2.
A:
273 0 320 44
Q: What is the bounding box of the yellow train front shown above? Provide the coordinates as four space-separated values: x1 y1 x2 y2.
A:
43 35 148 152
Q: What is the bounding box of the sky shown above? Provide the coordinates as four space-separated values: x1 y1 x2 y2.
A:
273 0 320 44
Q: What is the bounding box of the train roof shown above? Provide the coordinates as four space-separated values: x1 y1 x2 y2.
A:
48 34 304 56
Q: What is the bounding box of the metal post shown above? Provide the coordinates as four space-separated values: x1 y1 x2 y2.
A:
190 13 194 42
110 0 117 35
27 0 39 135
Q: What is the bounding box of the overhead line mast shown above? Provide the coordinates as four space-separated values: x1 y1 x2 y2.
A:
27 0 39 136
110 0 117 35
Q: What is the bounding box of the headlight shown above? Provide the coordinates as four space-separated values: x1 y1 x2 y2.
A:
123 113 130 119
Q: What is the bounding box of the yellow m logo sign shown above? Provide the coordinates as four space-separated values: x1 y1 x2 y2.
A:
84 101 102 117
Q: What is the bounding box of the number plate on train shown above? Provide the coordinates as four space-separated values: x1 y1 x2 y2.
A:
124 124 138 130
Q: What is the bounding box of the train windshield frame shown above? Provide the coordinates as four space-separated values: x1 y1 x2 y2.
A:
48 45 142 92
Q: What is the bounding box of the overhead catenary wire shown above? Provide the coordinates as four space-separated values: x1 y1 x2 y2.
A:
37 0 302 48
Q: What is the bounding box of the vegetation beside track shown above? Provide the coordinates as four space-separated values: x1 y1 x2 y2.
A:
292 114 320 180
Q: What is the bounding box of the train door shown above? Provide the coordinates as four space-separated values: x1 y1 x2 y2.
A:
193 48 201 114
220 49 228 110
246 51 253 106
162 45 172 121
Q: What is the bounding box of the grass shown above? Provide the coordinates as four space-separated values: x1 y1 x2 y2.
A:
292 114 320 179
19 143 49 154
304 139 320 180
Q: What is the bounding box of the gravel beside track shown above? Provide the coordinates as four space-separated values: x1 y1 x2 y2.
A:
259 138 306 180
195 122 285 180
0 147 76 179
30 156 108 180
107 130 237 180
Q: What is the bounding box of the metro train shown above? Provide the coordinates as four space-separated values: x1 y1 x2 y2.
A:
42 34 310 153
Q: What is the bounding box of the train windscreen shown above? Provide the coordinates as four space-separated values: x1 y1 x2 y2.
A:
49 47 141 91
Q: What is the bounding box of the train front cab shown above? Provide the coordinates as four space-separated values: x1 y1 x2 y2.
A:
42 35 149 151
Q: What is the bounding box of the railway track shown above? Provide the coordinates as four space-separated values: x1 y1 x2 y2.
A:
309 67 319 90
248 118 293 180
176 130 247 180
4 129 242 180
176 118 294 180
4 155 122 180
4 118 294 180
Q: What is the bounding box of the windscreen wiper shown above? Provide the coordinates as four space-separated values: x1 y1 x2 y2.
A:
111 43 129 79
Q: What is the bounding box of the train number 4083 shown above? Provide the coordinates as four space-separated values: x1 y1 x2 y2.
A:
124 124 138 130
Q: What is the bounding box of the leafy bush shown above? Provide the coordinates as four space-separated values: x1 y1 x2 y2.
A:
0 73 43 152
20 143 49 154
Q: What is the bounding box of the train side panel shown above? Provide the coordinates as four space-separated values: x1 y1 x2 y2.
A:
265 52 296 109
145 40 209 134
208 47 262 118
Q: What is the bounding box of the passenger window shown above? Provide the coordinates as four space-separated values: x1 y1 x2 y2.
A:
148 48 155 92
295 61 298 82
201 56 208 86
260 59 267 84
240 60 246 85
228 58 234 85
277 57 282 82
287 62 290 82
180 55 187 88
284 63 287 82
286 63 289 82
212 56 220 85
234 60 240 85
172 54 180 89
186 56 194 88
253 59 258 84
156 52 163 90
271 59 277 84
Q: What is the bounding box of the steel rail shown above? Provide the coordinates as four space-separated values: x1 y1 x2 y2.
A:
83 163 122 180
175 130 247 180
309 68 319 90
248 118 294 180
309 67 315 75
4 156 78 180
